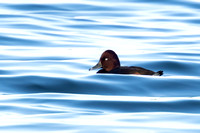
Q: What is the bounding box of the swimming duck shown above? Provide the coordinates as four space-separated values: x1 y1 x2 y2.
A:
89 50 163 76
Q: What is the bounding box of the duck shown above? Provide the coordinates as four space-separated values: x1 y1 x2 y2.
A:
89 50 163 76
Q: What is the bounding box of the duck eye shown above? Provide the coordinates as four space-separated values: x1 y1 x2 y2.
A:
105 58 108 61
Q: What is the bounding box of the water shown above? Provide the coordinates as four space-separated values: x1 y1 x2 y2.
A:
0 0 200 132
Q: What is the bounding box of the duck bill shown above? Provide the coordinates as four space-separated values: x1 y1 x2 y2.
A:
89 61 102 71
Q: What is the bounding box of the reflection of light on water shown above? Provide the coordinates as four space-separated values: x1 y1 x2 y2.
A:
0 0 85 4
1 112 199 132
1 93 200 102
0 0 200 132
1 93 200 130
0 46 96 58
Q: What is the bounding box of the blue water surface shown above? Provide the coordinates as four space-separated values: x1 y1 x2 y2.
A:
0 0 200 132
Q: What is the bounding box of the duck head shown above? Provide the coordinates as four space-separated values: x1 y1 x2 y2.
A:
89 50 120 72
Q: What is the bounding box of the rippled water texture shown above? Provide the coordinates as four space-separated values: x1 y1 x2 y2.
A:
0 0 200 132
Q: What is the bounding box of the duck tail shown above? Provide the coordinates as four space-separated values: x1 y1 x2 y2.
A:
153 70 163 76
156 71 163 76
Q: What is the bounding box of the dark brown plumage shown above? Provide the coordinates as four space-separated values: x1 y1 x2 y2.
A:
89 50 163 76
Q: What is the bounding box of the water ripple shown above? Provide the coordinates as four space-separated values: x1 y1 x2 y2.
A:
1 0 200 132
